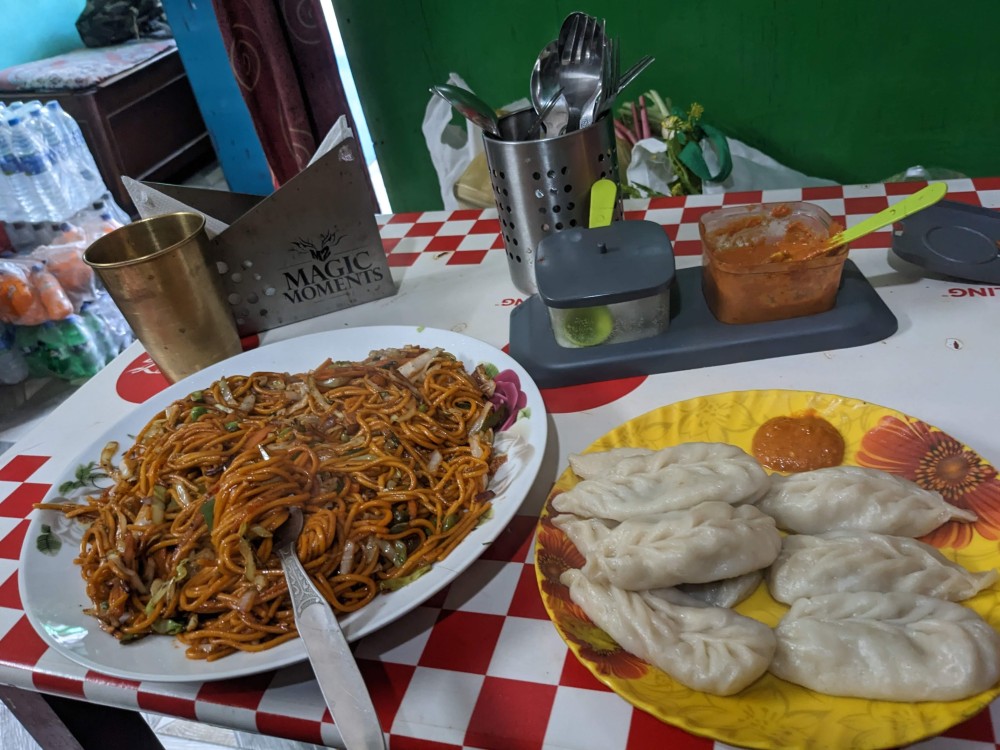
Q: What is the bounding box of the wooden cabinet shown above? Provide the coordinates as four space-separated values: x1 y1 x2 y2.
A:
0 48 215 215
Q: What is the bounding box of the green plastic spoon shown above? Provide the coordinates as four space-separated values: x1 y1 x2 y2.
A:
775 182 948 262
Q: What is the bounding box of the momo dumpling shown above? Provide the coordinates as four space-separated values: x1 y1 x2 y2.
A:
569 443 750 481
768 531 999 604
568 447 654 479
559 502 780 590
551 514 615 561
561 569 775 695
552 443 770 522
756 465 976 536
679 570 765 608
770 591 1000 701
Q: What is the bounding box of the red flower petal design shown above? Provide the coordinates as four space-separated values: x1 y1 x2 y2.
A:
857 415 1000 547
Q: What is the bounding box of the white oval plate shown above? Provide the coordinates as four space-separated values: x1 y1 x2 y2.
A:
19 326 547 682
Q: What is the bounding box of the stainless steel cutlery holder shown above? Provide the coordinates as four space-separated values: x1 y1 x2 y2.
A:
482 108 623 295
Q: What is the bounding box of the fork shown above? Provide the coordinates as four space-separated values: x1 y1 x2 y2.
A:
579 26 611 129
556 12 604 130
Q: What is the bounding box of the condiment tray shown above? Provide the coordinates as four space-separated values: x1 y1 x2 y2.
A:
509 260 898 388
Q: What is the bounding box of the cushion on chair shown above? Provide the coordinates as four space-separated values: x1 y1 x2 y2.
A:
0 39 176 92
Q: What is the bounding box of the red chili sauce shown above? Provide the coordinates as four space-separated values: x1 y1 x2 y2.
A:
751 412 845 472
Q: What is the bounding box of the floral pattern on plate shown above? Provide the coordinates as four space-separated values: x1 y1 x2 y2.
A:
535 389 1000 750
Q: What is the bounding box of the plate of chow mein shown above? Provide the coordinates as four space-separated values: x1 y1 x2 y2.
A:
20 326 546 681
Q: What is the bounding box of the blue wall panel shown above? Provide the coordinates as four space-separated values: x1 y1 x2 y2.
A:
160 0 273 196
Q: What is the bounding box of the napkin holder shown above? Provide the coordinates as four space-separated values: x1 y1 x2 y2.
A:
123 117 396 336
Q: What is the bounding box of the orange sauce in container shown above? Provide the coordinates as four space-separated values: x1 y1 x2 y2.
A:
699 202 848 325
752 411 845 472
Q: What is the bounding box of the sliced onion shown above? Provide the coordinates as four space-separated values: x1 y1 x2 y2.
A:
319 376 351 388
362 536 378 567
218 378 237 407
427 450 442 473
397 347 442 380
470 433 483 459
100 441 119 474
469 402 493 434
339 539 356 575
306 375 328 406
151 496 166 525
239 394 256 413
173 481 190 508
236 589 256 613
375 538 396 560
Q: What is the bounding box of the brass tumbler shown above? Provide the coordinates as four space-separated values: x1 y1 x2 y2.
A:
84 212 242 383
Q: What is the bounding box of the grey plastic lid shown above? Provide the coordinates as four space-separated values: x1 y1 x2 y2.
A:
534 220 676 308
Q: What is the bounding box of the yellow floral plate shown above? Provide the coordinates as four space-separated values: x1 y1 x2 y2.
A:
534 389 1000 750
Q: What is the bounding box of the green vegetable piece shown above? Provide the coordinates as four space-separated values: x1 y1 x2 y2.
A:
380 565 432 591
152 619 185 635
59 461 106 494
190 390 204 402
225 421 240 432
393 540 407 567
483 363 499 378
560 306 614 347
200 497 216 530
443 513 458 532
190 406 209 422
36 524 62 555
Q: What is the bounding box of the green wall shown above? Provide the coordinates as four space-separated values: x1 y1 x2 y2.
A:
335 0 1000 212
0 1 84 70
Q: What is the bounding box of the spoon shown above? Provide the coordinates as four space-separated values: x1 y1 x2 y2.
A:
770 183 948 262
274 507 386 750
527 86 566 139
531 40 568 136
430 84 500 138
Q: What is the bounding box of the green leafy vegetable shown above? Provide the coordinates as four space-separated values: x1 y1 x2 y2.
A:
58 461 107 494
36 524 61 555
190 406 209 422
483 363 499 378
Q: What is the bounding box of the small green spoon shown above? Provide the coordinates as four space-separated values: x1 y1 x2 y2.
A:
773 182 948 262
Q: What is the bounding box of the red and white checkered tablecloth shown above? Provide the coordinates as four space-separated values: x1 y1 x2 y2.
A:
2 180 1000 750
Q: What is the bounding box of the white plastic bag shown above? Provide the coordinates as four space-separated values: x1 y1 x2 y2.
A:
422 73 484 210
626 136 836 196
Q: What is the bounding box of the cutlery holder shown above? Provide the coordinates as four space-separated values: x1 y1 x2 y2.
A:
482 109 623 295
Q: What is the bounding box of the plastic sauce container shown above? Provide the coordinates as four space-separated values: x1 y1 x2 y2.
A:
699 202 847 325
535 221 675 348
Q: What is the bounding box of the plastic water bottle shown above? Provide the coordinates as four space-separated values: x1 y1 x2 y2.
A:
0 117 30 222
3 222 33 251
45 102 106 204
0 322 29 385
27 104 87 215
8 114 71 221
95 195 131 226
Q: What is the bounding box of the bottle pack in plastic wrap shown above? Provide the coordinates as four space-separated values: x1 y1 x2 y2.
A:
0 321 29 385
0 201 132 383
14 291 132 381
0 100 131 224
